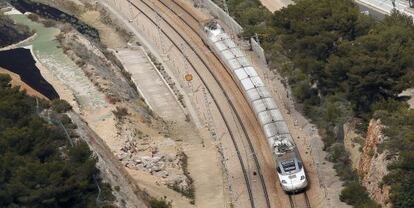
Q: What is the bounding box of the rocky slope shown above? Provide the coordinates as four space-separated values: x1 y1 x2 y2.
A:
357 119 393 207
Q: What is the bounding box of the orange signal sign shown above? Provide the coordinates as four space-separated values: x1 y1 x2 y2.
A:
185 74 193 81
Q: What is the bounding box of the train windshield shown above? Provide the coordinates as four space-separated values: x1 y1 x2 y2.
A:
281 160 297 172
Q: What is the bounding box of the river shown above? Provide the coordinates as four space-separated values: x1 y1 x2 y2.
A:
0 48 59 99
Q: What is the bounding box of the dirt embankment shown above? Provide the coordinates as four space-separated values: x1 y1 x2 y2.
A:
57 30 137 103
56 22 191 182
53 9 198 207
59 27 196 192
27 1 226 207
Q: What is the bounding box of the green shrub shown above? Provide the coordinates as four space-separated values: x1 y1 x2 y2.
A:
149 198 172 208
51 99 72 113
340 182 380 208
222 0 414 207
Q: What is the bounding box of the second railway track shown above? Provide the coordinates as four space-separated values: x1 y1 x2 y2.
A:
123 0 272 207
153 1 272 207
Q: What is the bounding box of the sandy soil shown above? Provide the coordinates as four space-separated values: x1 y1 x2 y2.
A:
0 67 48 99
172 122 225 208
80 10 127 48
259 0 293 13
123 119 226 208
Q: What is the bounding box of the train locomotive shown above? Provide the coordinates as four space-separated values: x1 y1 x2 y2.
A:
204 21 308 193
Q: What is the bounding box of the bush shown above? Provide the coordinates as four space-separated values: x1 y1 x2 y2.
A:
112 107 129 120
51 99 72 113
149 198 172 208
340 182 380 208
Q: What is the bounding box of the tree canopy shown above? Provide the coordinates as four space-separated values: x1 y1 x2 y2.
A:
0 73 113 207
224 0 414 207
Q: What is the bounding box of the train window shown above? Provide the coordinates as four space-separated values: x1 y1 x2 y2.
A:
276 166 281 173
281 160 296 172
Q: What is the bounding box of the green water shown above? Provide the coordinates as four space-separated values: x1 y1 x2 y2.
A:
10 15 60 54
8 14 106 108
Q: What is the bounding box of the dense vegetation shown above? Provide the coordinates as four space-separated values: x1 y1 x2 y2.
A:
0 74 114 207
0 12 33 48
373 100 414 208
8 0 100 42
224 0 414 207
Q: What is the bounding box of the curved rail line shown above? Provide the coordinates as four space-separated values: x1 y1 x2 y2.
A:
124 0 257 207
154 1 272 207
160 3 317 208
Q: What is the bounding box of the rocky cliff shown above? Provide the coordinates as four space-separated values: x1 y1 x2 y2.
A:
358 119 392 207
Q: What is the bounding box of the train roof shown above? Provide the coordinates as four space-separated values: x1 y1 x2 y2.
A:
205 21 297 156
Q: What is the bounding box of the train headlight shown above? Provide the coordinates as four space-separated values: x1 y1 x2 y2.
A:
281 180 287 184
300 176 305 180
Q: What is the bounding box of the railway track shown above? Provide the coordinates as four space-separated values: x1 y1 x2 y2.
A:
122 0 267 207
158 4 316 208
288 192 311 208
150 1 273 207
150 0 271 208
153 1 272 207
123 0 272 207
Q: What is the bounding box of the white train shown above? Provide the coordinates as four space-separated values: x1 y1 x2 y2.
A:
204 21 308 193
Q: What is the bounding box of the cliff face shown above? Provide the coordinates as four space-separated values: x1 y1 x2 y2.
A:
358 119 392 207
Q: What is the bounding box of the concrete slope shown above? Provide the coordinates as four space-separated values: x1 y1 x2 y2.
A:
116 48 185 122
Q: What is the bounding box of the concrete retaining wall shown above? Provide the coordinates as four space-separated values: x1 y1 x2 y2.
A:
199 0 243 34
250 37 267 65
197 1 268 65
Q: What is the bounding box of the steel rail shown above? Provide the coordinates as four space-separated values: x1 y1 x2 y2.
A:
155 1 272 208
124 0 256 207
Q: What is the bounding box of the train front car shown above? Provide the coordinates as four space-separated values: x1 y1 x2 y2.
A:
276 151 308 193
271 136 308 193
